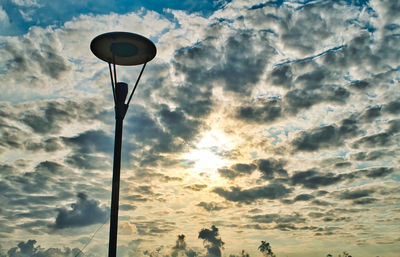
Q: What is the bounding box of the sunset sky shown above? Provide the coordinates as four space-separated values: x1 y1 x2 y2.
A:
0 0 399 256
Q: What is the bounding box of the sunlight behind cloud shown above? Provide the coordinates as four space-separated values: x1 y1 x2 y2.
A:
183 130 233 176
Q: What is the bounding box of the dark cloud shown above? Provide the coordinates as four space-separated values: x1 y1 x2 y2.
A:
311 199 333 206
53 192 108 229
119 204 137 211
218 162 256 180
359 113 400 140
257 158 288 179
274 223 298 231
62 130 113 154
384 99 400 114
65 153 110 170
362 167 395 178
62 130 113 170
293 194 315 202
35 161 69 175
360 106 382 122
292 118 359 152
279 1 337 55
290 169 344 189
5 161 72 194
0 163 14 175
121 185 161 203
166 78 214 119
159 104 201 141
337 189 375 200
197 202 228 212
249 212 306 225
198 225 224 257
173 30 274 96
2 239 80 257
350 150 396 161
212 184 292 203
352 132 393 149
295 66 331 90
125 105 185 155
24 137 62 152
353 198 377 205
133 219 175 236
184 184 208 191
349 80 371 91
4 34 70 80
236 99 282 124
0 125 24 149
268 64 293 88
21 100 106 135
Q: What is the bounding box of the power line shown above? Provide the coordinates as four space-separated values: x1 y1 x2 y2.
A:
74 216 109 257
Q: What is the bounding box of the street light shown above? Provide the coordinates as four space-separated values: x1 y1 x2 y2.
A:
90 32 156 257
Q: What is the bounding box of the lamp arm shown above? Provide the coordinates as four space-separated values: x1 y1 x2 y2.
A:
126 62 147 107
108 63 116 104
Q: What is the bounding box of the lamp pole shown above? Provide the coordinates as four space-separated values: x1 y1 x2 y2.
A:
109 82 128 257
90 32 156 257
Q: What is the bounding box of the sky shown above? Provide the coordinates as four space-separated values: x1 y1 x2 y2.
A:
0 0 399 256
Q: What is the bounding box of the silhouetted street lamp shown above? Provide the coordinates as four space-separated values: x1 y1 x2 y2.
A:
90 32 156 257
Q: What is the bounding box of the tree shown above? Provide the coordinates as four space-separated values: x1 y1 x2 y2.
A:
258 241 276 257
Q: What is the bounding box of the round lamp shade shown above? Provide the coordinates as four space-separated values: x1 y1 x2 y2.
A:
90 32 156 66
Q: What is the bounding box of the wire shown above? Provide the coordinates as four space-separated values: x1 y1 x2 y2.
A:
74 216 109 257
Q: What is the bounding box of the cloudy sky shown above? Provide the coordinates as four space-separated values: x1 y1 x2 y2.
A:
0 0 399 256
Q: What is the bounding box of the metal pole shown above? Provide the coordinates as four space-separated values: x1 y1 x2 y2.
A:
108 82 128 257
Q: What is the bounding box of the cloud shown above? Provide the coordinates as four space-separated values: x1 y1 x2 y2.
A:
184 184 208 191
362 167 395 178
62 130 113 154
217 162 256 180
133 220 176 236
337 188 375 200
236 99 282 124
2 32 70 80
290 169 344 189
248 212 306 226
62 129 113 170
1 239 81 257
4 160 72 194
293 194 315 202
20 100 107 135
212 183 292 203
196 201 228 212
351 120 400 149
291 118 359 152
257 158 288 179
53 192 108 229
198 225 224 257
350 149 397 161
159 104 202 141
172 28 275 96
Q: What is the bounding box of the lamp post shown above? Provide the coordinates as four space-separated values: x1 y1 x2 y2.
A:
90 32 156 257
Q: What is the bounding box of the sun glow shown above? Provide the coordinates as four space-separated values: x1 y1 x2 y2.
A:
183 130 233 175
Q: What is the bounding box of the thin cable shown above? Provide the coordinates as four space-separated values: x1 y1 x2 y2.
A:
108 63 116 103
126 62 147 106
74 216 109 257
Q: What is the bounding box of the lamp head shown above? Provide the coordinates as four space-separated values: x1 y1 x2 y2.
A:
90 32 156 66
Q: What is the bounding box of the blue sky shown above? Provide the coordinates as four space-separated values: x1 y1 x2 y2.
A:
1 0 229 36
0 0 399 257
